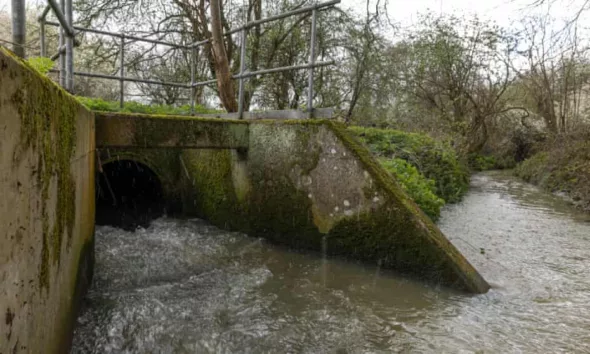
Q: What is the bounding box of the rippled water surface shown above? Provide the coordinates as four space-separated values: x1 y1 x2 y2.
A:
72 172 590 353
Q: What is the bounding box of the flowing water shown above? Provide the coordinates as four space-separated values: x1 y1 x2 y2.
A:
71 172 590 353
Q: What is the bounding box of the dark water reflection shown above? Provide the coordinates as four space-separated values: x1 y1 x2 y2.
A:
72 172 590 353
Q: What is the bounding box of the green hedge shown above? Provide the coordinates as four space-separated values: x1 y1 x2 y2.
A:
349 127 470 204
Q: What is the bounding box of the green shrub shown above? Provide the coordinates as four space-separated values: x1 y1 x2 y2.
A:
27 57 54 75
76 96 220 115
349 126 470 203
468 154 497 171
514 152 548 185
380 158 445 221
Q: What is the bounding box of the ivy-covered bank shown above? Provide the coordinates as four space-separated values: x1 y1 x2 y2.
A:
349 127 470 220
515 129 590 212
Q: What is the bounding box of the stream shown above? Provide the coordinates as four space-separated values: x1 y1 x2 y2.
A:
71 171 590 353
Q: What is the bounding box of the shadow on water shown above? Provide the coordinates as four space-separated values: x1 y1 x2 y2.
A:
74 171 590 353
95 160 165 231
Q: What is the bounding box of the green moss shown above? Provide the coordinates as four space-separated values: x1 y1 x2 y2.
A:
105 116 486 293
321 122 487 293
3 47 80 289
181 149 248 230
245 123 323 248
95 112 249 149
96 111 249 123
77 96 220 115
248 174 321 249
27 57 55 75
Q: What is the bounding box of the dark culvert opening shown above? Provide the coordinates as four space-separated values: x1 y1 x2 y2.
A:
96 160 165 231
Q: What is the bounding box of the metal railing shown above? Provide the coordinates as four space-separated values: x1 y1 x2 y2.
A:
38 0 340 119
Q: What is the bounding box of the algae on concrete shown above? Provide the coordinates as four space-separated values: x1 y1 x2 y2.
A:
95 110 489 293
0 47 95 354
162 117 489 294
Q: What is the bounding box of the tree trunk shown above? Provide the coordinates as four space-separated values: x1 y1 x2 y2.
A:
537 96 558 133
210 0 237 112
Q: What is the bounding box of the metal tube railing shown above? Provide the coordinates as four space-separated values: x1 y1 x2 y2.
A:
190 47 196 115
307 9 317 117
188 0 340 48
190 60 334 88
47 0 74 36
58 0 65 87
12 0 27 57
38 4 51 21
234 60 334 80
40 18 46 56
44 21 188 48
50 70 192 88
40 0 339 118
65 0 74 90
237 28 247 119
119 35 125 108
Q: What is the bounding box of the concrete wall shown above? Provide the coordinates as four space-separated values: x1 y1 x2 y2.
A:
96 112 249 149
95 111 488 292
174 120 490 293
0 48 95 353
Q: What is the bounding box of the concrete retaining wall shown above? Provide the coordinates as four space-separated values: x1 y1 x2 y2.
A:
0 48 95 353
177 120 490 293
95 111 488 293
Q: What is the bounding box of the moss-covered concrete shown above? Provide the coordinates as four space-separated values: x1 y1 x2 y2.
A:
173 119 490 293
96 112 488 292
95 112 249 149
0 47 95 353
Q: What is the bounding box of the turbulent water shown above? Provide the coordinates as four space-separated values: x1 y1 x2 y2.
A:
72 172 590 353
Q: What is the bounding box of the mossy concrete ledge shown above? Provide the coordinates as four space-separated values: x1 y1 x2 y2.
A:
180 120 490 294
95 112 249 149
0 47 95 353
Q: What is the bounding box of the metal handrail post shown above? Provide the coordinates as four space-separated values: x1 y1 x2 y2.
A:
187 0 340 48
11 0 26 57
307 9 317 118
58 0 65 87
119 35 125 108
65 0 74 91
47 0 75 36
38 4 51 21
237 28 247 119
190 46 196 115
39 18 46 57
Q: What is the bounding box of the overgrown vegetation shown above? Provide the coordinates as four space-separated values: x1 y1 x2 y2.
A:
350 127 470 203
379 158 445 220
515 129 590 211
27 57 54 75
349 127 469 220
7 0 590 214
75 97 219 115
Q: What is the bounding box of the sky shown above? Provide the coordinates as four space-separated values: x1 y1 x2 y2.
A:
0 0 587 39
0 0 569 27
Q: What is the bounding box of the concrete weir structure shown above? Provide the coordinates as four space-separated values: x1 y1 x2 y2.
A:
1 48 488 353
